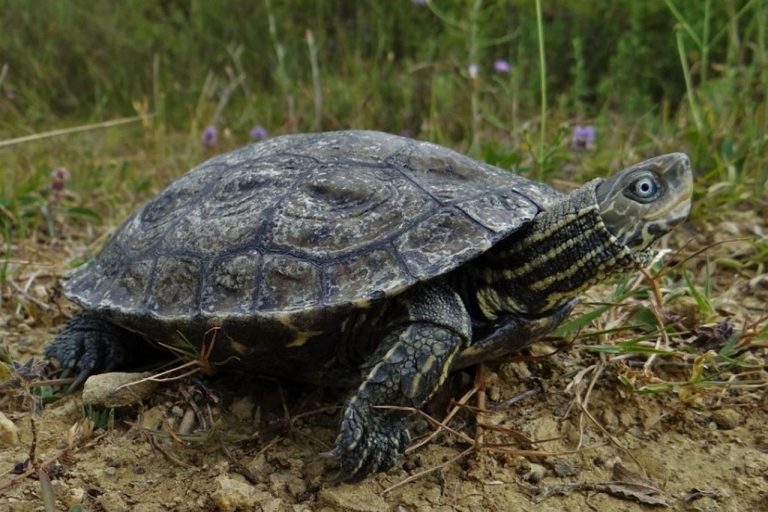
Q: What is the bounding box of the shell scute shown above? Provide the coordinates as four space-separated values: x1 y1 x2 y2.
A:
146 256 201 316
324 248 411 306
65 131 555 322
265 163 435 260
256 254 322 312
395 209 495 279
201 251 262 315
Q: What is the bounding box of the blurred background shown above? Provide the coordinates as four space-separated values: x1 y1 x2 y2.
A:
1 1 766 191
0 0 766 307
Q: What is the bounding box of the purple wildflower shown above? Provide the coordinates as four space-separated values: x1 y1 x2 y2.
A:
571 125 596 150
201 125 218 148
249 125 268 140
493 59 511 73
467 63 479 80
50 167 70 193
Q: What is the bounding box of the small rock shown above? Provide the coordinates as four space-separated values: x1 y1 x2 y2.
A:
551 458 580 477
501 361 532 381
230 396 255 422
0 411 19 446
96 491 130 512
48 397 80 418
319 484 388 512
140 405 166 431
601 407 618 428
32 284 49 302
178 408 196 435
82 372 158 408
523 462 547 483
212 475 259 512
618 410 635 428
64 487 86 508
711 408 742 430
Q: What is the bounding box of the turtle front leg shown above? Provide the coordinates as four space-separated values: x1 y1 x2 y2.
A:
451 300 576 370
330 283 472 480
45 313 149 391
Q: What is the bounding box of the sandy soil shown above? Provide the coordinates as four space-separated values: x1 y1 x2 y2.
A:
1 311 767 511
1 218 767 511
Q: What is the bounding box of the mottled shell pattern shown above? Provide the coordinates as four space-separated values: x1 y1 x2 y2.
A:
65 131 562 322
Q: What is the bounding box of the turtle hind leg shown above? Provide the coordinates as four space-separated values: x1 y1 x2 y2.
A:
330 282 472 481
45 313 150 391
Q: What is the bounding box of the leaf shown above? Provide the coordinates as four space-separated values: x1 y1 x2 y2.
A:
683 269 712 315
38 469 57 512
555 305 609 337
596 462 669 507
631 307 660 331
67 206 102 222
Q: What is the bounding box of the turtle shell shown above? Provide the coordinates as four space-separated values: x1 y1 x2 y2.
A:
65 131 561 325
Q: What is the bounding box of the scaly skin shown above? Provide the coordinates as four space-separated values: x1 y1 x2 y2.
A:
329 282 471 480
45 313 153 391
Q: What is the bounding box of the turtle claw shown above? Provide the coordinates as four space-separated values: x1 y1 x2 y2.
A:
68 367 94 394
330 398 410 482
45 313 137 391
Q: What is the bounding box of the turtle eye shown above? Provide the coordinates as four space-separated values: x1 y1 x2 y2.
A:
625 174 661 203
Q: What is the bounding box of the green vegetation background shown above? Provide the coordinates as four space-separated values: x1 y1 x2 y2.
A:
0 0 766 240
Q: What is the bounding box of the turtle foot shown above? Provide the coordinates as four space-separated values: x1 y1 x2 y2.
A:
328 398 411 482
45 313 140 391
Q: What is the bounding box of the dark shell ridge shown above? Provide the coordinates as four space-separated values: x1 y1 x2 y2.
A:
64 130 562 321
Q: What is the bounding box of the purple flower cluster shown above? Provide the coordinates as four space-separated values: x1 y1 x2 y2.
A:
493 59 511 73
249 125 268 140
467 58 512 80
571 125 596 150
200 124 270 148
50 167 71 193
201 125 218 148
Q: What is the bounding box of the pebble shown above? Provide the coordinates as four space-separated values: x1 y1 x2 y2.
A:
211 475 281 512
523 462 547 483
82 371 158 408
140 405 166 431
711 408 742 430
64 487 86 508
96 491 130 512
230 396 255 422
319 484 388 512
551 458 580 477
0 411 19 446
211 476 258 511
178 408 196 435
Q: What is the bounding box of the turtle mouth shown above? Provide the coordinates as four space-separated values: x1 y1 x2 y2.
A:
644 177 692 223
666 196 692 226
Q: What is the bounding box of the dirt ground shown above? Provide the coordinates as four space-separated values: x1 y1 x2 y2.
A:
1 220 767 511
1 315 766 512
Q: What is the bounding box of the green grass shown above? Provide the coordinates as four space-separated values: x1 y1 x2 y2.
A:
0 0 766 396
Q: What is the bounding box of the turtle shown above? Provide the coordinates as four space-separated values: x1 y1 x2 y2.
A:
45 130 692 480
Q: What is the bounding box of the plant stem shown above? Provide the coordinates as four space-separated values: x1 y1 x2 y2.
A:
306 29 323 131
676 27 703 132
468 0 482 153
535 0 547 165
701 0 711 83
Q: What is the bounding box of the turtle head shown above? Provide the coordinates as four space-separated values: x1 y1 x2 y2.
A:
596 153 692 251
